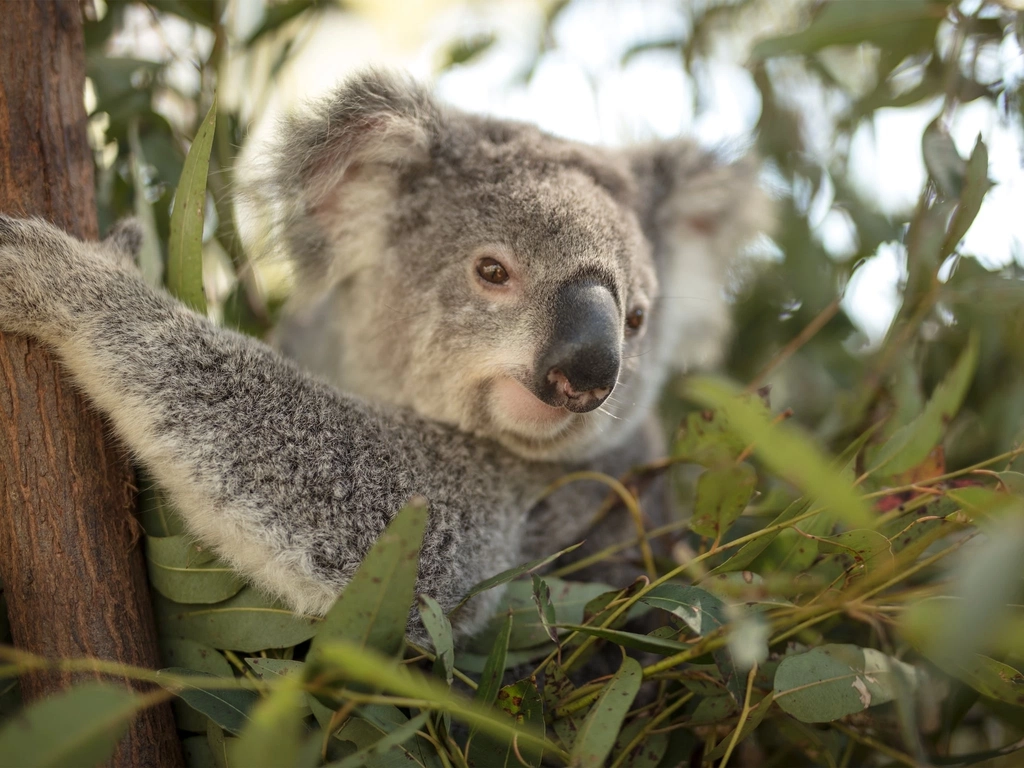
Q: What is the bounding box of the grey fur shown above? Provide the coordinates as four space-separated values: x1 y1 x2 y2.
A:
0 70 771 640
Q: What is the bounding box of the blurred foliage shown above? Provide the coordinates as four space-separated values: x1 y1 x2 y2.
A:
3 0 1024 765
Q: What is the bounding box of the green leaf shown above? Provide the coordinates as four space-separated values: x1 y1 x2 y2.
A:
773 644 921 723
444 34 497 68
569 656 642 768
640 583 754 700
923 120 966 197
126 119 164 287
232 679 308 768
154 588 320 652
137 484 186 537
612 715 668 767
244 658 305 681
704 693 774 760
689 695 736 725
417 595 454 687
690 463 757 539
944 655 1024 707
531 574 558 643
685 377 873 529
673 403 756 468
751 0 943 60
451 542 583 613
475 611 513 707
868 332 980 476
309 640 558 758
244 0 319 46
557 624 690 656
312 499 428 660
334 712 433 768
943 136 993 255
159 636 235 733
146 535 245 604
158 668 259 736
468 678 544 767
466 578 611 652
0 682 145 768
167 97 216 312
708 498 812 575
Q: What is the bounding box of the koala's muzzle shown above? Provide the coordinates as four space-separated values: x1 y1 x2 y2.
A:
534 281 621 414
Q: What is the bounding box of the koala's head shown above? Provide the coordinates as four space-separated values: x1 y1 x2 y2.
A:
245 70 771 462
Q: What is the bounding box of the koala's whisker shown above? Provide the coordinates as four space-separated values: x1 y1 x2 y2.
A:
622 348 654 360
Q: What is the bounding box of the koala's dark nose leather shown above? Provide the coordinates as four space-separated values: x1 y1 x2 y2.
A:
535 281 621 413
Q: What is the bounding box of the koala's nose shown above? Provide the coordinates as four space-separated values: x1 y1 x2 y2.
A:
535 280 621 413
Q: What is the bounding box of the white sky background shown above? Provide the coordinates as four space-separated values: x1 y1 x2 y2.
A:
112 0 1024 348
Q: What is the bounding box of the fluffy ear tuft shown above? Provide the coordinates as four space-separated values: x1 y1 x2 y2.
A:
280 69 438 204
238 70 440 287
628 140 774 370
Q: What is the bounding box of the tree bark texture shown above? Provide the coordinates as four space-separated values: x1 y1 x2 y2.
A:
0 3 182 766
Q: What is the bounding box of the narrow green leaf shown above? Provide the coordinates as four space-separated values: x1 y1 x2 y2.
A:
612 715 668 767
465 578 610 652
569 656 642 768
232 679 308 768
773 644 921 723
0 682 144 768
418 595 454 687
154 588 319 652
126 120 164 287
159 636 234 733
468 678 544 767
943 135 993 254
531 574 558 643
922 119 966 197
308 640 559 758
312 499 428 660
868 332 980 476
704 693 774 760
244 658 305 681
146 535 245 604
158 668 259 736
686 377 872 528
333 712 432 768
167 96 216 312
244 0 318 46
690 463 757 539
640 583 755 700
556 624 690 656
475 611 513 706
751 0 942 60
451 542 583 613
708 498 812 575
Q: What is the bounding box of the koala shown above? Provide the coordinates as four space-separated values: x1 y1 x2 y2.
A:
0 71 770 640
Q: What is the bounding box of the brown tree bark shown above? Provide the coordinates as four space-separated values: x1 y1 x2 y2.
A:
0 3 182 765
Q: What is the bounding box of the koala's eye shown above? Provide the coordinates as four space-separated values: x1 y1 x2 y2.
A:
477 257 510 285
626 307 645 333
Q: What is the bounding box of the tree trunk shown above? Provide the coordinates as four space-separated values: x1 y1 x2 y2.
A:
0 3 182 765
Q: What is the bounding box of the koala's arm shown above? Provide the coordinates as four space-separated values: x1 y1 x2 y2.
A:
0 216 533 634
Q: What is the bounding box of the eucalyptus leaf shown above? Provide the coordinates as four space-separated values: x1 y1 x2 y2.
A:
418 594 454 687
451 541 583 612
167 96 216 312
158 668 259 736
232 680 309 768
868 332 980 477
569 656 642 768
475 610 513 707
155 588 319 652
685 378 872 528
691 463 757 539
0 682 144 768
146 534 245 604
312 499 428 659
773 644 921 723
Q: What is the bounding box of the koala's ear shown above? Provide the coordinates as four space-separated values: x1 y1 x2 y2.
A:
626 140 774 369
278 69 437 206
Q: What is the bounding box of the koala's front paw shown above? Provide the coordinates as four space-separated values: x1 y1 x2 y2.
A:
0 214 100 340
